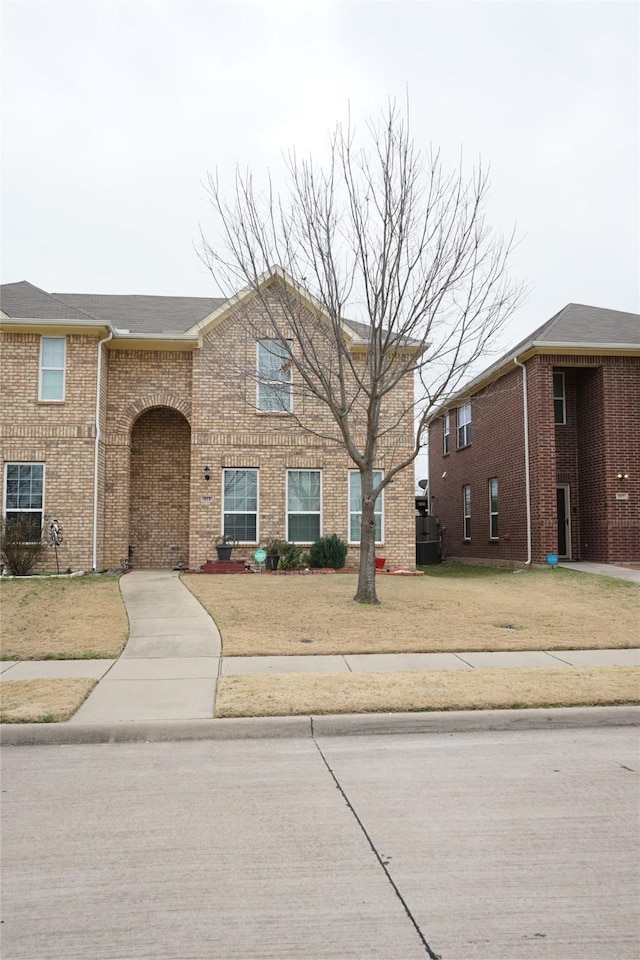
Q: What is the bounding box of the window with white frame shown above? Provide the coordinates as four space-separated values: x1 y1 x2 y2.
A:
553 372 566 425
223 469 258 542
443 413 450 455
3 463 45 539
39 337 66 402
463 484 471 540
349 470 384 543
457 402 471 448
287 470 321 542
257 340 293 412
489 478 498 539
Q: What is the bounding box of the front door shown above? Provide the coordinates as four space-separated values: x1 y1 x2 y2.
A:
556 485 571 559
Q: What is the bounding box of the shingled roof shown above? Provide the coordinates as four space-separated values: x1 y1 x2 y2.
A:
0 281 224 334
509 302 639 350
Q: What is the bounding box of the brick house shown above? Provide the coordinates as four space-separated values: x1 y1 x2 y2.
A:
428 304 640 566
0 271 416 572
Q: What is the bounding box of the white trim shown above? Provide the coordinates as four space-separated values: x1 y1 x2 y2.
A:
222 468 259 544
39 336 66 402
3 461 46 541
348 470 384 545
286 468 322 543
92 329 113 570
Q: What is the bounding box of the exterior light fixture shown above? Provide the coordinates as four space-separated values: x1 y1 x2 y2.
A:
617 472 629 480
204 466 211 481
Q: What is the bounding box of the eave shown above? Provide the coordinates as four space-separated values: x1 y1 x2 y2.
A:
0 317 199 352
427 341 640 423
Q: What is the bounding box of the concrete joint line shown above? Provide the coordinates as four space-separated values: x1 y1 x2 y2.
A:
310 726 442 960
545 651 575 666
453 653 475 668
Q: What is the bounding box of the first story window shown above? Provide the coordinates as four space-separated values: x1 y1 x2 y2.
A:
489 478 498 539
39 336 66 402
463 484 471 540
553 371 566 425
457 402 472 448
443 412 450 455
287 470 321 542
349 470 384 543
257 339 293 412
223 469 258 542
3 463 45 539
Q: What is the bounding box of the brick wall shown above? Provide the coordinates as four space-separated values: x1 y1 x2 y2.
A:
428 365 528 563
129 407 191 568
1 332 101 571
2 285 418 572
428 352 640 566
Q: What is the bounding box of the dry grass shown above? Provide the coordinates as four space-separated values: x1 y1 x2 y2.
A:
0 576 128 660
184 569 639 656
215 665 640 717
0 678 97 722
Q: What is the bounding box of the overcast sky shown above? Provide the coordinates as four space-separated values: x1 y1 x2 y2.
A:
2 0 638 357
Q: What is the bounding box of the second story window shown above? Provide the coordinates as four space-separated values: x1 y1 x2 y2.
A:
553 372 566 425
457 402 472 448
257 340 292 413
39 337 66 402
443 413 450 455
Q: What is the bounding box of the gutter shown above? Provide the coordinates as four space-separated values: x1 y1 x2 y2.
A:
92 328 114 570
513 356 532 566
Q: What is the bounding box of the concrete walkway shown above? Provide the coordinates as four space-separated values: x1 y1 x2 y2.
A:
73 570 221 723
558 560 640 584
1 568 638 724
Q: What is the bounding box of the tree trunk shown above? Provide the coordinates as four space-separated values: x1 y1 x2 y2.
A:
354 475 379 604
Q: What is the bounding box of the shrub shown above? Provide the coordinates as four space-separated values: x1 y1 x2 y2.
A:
1 517 47 576
278 542 306 571
308 533 348 570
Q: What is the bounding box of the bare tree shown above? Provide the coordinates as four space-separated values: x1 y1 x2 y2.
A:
200 103 524 604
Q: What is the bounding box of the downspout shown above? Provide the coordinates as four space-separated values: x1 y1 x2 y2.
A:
92 329 114 570
513 356 532 566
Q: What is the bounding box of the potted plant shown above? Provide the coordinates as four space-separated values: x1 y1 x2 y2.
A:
214 534 238 561
263 537 287 572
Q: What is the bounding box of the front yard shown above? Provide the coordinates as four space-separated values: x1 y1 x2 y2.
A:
0 575 128 660
183 566 639 657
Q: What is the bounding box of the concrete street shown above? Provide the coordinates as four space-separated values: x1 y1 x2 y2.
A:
2 726 639 960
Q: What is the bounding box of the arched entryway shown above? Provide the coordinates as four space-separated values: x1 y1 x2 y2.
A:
129 406 191 568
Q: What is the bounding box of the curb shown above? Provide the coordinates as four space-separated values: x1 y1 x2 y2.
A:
1 705 638 746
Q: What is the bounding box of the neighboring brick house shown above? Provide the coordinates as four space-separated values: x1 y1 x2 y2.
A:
428 304 640 566
0 271 416 572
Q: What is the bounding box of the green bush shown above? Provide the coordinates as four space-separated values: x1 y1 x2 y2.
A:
278 542 306 570
308 533 348 570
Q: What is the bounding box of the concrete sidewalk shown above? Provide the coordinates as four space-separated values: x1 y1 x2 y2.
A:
1 569 638 725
